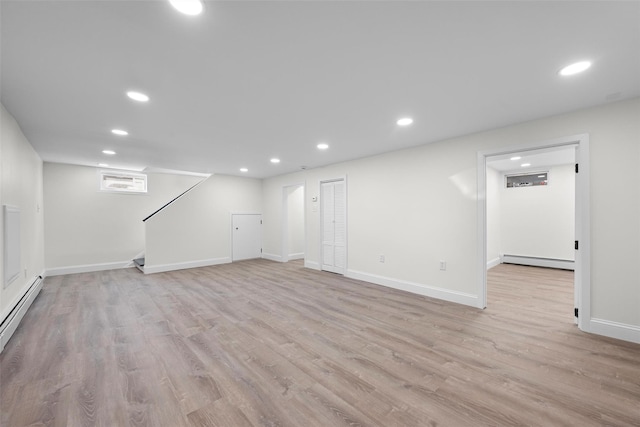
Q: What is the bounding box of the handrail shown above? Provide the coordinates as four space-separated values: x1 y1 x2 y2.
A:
143 178 207 222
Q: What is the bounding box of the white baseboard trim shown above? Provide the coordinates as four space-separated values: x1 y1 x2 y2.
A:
346 269 480 308
304 260 320 270
262 252 283 262
487 257 501 269
502 255 574 271
46 261 134 277
287 253 305 261
1 274 44 353
588 318 640 344
144 257 231 274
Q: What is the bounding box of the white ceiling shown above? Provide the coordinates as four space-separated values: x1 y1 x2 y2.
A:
2 1 639 178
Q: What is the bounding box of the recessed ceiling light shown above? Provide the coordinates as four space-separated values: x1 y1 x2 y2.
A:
397 117 413 126
270 158 280 164
102 150 116 155
98 163 109 167
510 156 521 161
317 143 329 150
521 163 531 167
126 91 149 102
111 129 128 136
240 168 248 173
559 61 591 76
169 0 203 15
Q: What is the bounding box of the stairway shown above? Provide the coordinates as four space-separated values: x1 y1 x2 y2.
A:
133 257 145 273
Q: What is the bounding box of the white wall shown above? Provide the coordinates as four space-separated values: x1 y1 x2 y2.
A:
486 166 501 267
286 185 305 259
0 104 45 321
144 174 262 272
43 163 203 272
499 164 575 260
264 144 479 301
262 97 640 333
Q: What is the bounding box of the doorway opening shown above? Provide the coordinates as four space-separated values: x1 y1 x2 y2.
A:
282 184 306 263
477 134 590 331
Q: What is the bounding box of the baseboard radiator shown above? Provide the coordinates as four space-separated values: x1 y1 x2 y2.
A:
502 255 574 271
0 275 44 353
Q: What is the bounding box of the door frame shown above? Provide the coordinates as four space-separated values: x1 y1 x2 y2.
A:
281 182 306 262
477 133 591 331
230 212 262 261
319 176 348 274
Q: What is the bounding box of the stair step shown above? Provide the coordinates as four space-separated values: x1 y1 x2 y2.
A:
133 257 145 273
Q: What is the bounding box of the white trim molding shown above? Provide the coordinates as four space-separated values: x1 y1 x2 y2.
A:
287 252 305 260
143 257 231 274
262 252 283 262
346 269 479 308
487 257 502 269
46 260 134 276
304 260 320 270
589 318 640 345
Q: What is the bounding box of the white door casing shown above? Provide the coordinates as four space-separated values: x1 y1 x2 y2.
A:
477 133 590 332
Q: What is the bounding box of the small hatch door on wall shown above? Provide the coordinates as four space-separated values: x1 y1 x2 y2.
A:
232 214 262 261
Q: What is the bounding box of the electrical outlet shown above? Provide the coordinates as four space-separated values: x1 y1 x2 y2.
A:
439 261 446 271
379 255 385 263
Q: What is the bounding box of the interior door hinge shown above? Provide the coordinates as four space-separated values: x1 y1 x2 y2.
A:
575 240 579 250
574 308 579 318
575 163 579 173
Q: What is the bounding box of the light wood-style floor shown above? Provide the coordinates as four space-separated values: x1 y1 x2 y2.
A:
1 260 639 426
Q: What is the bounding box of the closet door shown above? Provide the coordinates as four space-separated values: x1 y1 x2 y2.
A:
321 180 346 274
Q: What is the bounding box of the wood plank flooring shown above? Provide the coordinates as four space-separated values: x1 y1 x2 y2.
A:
1 260 639 426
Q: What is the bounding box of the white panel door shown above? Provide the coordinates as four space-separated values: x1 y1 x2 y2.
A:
321 180 346 274
232 214 262 261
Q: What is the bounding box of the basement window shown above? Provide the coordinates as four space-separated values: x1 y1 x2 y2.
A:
99 171 147 193
505 172 548 188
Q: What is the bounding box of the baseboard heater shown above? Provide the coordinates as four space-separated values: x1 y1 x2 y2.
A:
0 275 44 353
502 255 574 271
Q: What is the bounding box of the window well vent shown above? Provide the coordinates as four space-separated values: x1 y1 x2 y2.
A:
505 172 547 188
99 171 147 193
